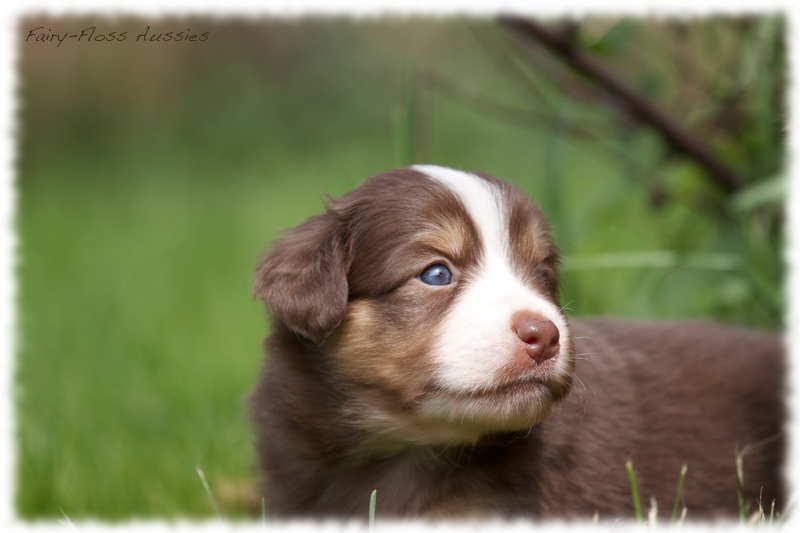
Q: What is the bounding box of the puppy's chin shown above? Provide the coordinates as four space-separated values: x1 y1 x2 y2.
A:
344 369 572 450
424 385 562 434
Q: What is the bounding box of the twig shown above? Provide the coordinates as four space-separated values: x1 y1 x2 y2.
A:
500 16 743 194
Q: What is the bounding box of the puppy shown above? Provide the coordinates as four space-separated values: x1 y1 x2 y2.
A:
249 165 785 520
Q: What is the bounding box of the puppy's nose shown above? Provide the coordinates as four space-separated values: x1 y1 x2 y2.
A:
514 315 560 362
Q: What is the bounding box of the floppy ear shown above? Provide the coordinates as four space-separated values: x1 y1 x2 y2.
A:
254 211 349 344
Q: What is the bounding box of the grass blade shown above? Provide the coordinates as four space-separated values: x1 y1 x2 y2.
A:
369 489 377 531
735 449 746 523
677 507 687 528
648 496 658 525
563 251 740 272
769 498 775 526
670 464 688 524
59 508 77 530
196 466 222 519
626 460 644 523
392 65 415 167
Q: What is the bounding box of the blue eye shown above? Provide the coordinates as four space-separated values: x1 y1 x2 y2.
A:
418 264 454 286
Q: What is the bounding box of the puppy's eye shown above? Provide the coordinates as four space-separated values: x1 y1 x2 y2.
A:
418 264 454 286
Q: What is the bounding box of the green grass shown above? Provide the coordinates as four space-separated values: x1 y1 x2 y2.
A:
16 174 275 518
623 456 790 527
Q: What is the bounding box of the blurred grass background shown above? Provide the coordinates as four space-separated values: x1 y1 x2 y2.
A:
15 15 785 519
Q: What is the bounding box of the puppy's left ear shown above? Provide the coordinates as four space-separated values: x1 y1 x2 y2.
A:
254 211 349 344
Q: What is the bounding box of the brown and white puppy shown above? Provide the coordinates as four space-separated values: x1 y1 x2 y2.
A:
249 165 785 520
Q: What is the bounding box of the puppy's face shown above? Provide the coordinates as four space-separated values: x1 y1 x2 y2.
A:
256 166 573 448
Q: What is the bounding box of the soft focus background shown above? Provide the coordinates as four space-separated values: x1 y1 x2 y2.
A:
16 15 785 519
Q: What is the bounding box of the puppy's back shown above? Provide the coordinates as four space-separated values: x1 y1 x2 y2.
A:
535 318 785 518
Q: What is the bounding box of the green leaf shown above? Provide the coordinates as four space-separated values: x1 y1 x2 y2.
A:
588 20 635 55
730 175 785 212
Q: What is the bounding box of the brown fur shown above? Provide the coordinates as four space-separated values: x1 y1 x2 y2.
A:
250 167 785 520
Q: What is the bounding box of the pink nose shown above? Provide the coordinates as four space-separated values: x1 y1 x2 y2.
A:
513 315 560 363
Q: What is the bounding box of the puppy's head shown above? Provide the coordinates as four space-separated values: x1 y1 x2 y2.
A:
256 165 573 447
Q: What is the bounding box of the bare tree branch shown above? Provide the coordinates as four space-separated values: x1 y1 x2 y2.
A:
500 16 743 194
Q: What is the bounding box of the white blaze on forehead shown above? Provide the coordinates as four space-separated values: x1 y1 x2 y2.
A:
411 164 570 393
412 164 510 259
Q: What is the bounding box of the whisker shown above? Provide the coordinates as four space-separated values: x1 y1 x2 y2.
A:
559 300 576 313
